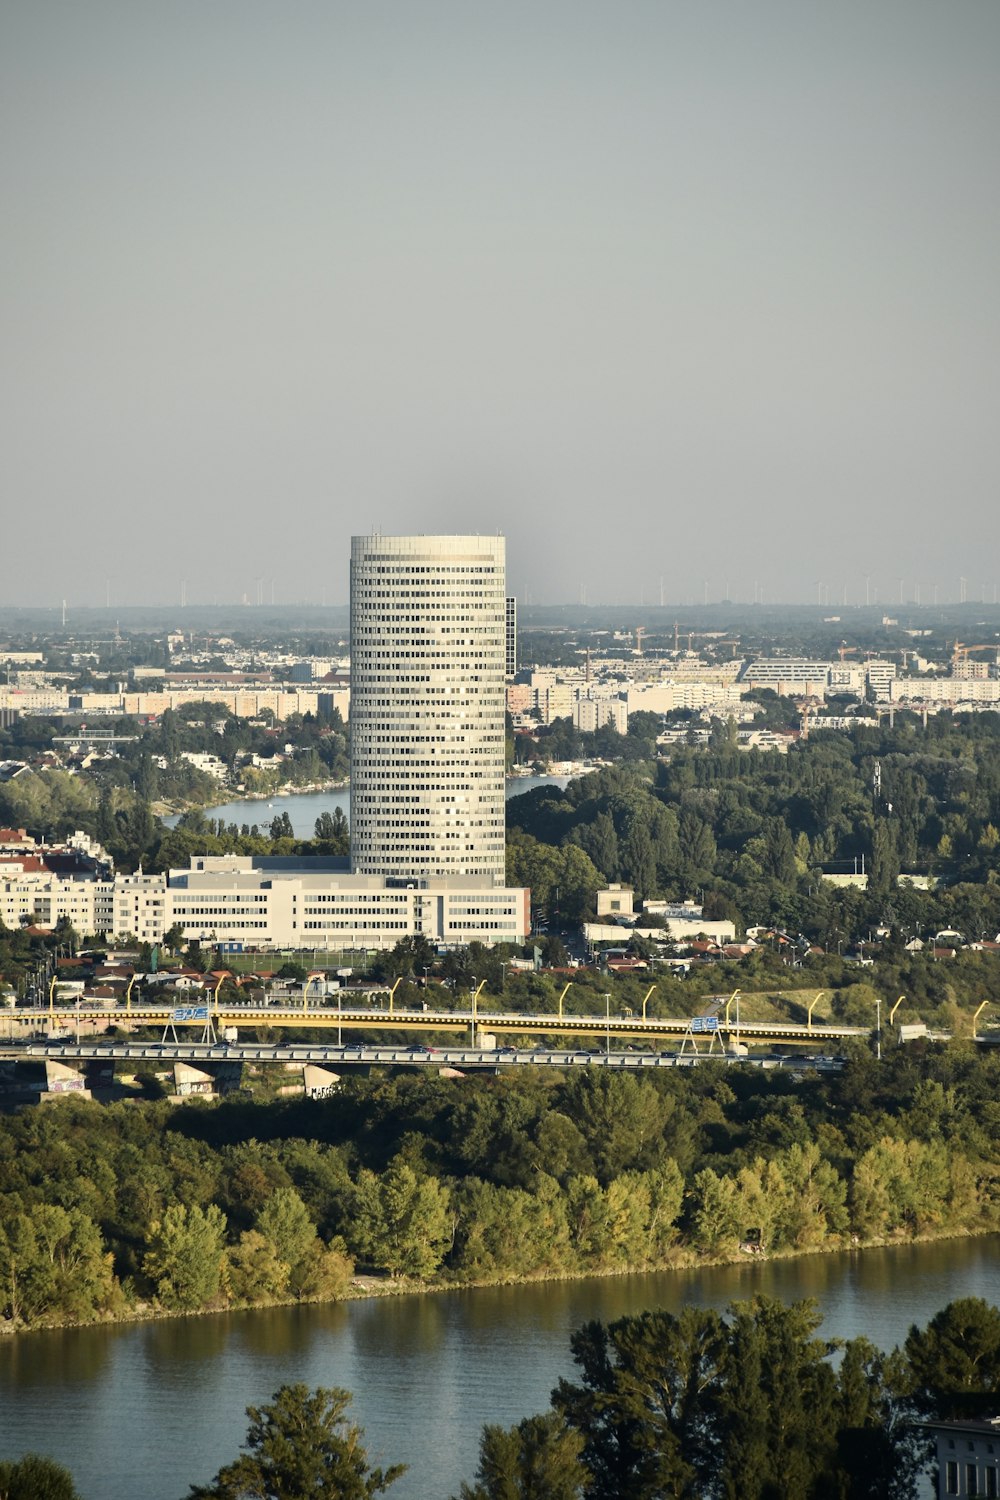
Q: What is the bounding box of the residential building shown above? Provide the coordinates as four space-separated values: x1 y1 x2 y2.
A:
892 677 1000 705
740 660 834 694
574 696 628 734
928 1416 1000 1497
866 661 897 701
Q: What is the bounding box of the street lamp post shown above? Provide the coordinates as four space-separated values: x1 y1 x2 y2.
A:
604 993 611 1056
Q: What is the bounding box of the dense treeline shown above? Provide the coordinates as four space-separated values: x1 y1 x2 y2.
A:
508 714 1000 939
4 1044 1000 1330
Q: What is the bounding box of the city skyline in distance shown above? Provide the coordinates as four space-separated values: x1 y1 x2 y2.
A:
2 2 998 609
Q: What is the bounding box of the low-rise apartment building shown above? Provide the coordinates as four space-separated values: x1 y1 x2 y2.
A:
0 687 351 723
892 676 1000 705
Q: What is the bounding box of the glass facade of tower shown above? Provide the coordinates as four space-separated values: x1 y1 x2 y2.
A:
350 534 507 881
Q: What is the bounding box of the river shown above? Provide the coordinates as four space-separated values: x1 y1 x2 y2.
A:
164 773 574 837
3 1236 998 1499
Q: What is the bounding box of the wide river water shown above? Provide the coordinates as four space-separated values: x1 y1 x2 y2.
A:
3 1236 999 1498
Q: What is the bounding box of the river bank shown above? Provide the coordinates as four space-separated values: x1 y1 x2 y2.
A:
157 770 572 836
4 1217 994 1341
153 776 349 821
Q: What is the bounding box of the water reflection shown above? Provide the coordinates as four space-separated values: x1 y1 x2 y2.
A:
140 1311 235 1371
349 1289 451 1360
0 1323 113 1390
232 1299 351 1360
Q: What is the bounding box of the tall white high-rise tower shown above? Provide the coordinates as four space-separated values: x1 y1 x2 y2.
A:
350 533 507 881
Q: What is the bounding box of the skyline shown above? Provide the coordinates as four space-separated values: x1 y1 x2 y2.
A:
3 2 998 608
5 567 1000 618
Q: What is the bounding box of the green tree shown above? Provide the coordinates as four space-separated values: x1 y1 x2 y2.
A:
901 1297 1000 1419
0 1454 82 1500
716 1297 839 1500
226 1230 290 1303
143 1202 227 1310
553 1305 727 1499
571 810 619 882
870 821 901 896
185 1384 405 1499
314 807 350 852
454 1412 586 1500
352 1162 452 1279
256 1187 316 1273
0 1206 117 1326
562 1072 668 1184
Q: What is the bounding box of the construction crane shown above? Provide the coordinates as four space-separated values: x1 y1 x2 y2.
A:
634 626 646 656
951 641 1000 667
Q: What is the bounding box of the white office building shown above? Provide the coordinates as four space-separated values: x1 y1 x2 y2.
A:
350 533 507 882
0 856 529 951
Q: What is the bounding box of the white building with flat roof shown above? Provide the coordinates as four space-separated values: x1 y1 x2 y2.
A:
0 856 529 949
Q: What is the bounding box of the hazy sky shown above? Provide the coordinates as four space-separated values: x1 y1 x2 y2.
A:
2 2 998 610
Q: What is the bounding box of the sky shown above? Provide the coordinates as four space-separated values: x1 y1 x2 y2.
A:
2 2 998 611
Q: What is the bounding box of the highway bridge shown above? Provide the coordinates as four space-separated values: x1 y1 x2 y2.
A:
3 998 870 1052
0 1038 847 1072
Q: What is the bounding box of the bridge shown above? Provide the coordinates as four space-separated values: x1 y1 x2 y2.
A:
0 1038 847 1072
4 997 870 1052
